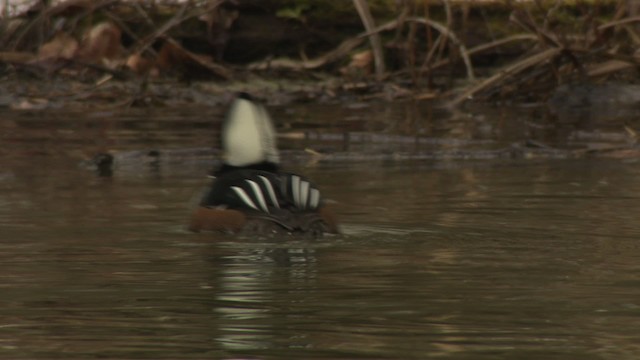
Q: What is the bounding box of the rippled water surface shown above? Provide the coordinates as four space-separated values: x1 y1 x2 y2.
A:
2 103 640 359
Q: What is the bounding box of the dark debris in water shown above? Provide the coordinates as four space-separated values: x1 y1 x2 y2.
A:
82 139 640 178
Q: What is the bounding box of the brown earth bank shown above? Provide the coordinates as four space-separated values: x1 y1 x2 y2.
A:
2 0 640 111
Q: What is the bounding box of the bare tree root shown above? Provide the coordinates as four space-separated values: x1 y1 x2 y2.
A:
448 47 562 107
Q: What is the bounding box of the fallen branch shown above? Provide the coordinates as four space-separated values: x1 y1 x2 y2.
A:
427 33 538 74
447 47 562 107
248 19 398 71
156 37 231 79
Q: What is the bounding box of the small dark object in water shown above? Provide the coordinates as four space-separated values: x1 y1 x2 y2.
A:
189 93 339 237
92 153 114 177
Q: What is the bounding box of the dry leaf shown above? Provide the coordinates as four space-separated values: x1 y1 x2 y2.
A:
126 53 158 76
37 31 79 61
10 98 49 110
339 50 373 77
78 22 123 68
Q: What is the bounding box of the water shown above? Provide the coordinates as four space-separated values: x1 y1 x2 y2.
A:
1 104 640 359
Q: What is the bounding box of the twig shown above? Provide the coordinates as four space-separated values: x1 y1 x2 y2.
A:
131 1 189 55
353 0 385 81
623 25 640 45
131 0 223 55
510 8 563 48
103 9 157 57
419 35 444 78
406 16 475 82
598 16 640 31
587 60 634 78
440 0 453 63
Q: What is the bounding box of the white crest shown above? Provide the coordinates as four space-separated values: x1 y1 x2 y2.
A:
222 96 279 166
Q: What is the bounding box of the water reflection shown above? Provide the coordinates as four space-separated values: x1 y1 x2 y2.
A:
211 242 319 352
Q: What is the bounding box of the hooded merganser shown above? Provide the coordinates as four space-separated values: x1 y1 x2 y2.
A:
189 93 339 236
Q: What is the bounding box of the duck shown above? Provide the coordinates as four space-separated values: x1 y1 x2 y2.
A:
188 93 339 236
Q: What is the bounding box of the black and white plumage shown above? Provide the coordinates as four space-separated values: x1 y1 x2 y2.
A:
189 93 338 235
200 170 322 214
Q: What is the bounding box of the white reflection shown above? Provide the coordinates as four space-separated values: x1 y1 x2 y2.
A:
214 245 317 352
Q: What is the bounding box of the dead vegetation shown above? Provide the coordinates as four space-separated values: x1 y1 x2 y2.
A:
0 0 638 108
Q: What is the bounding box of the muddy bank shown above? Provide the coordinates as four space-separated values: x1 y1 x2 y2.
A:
0 72 409 110
2 0 639 110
